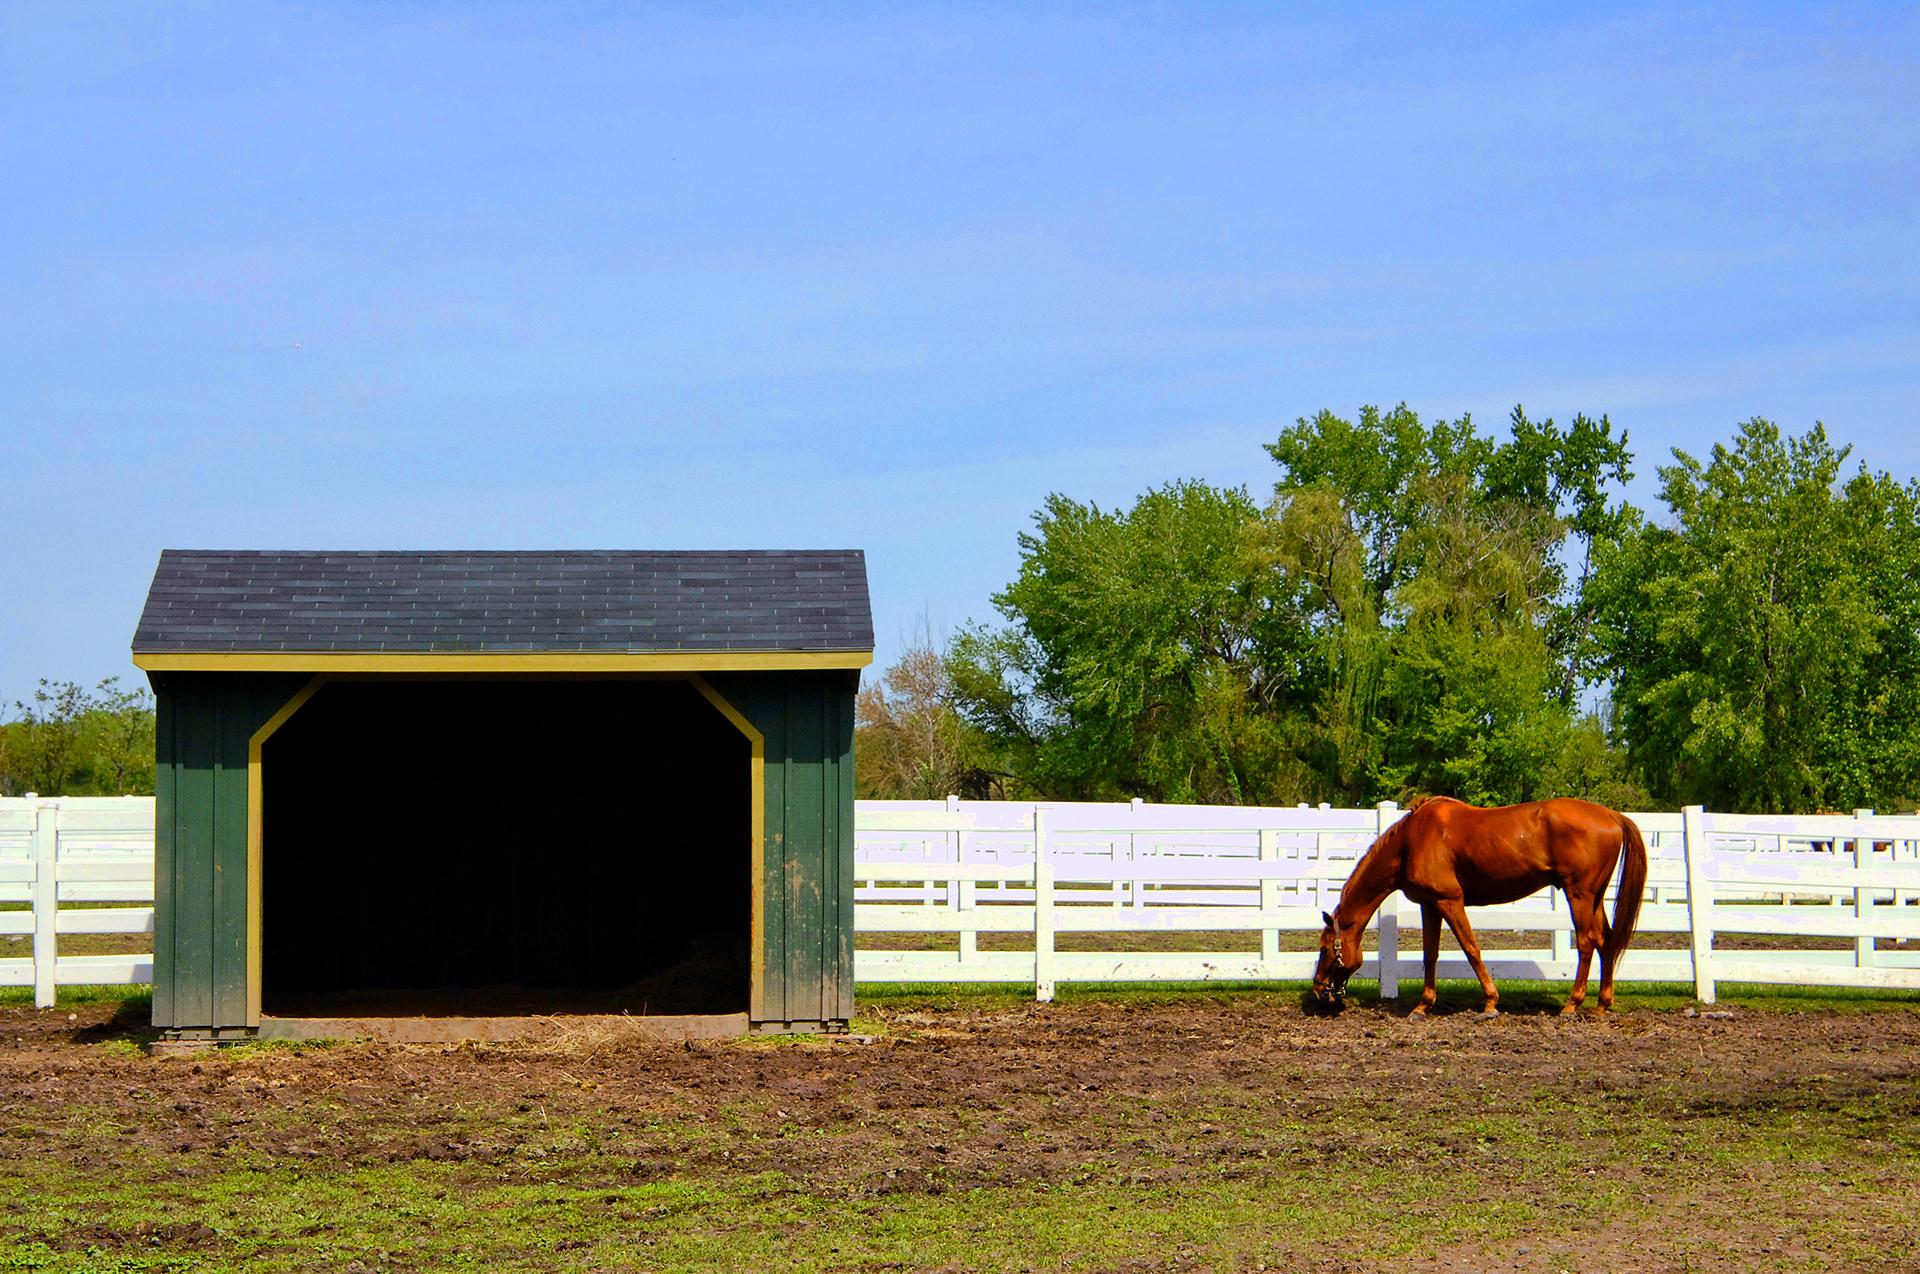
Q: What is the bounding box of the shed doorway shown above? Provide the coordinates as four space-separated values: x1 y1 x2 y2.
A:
259 678 750 1021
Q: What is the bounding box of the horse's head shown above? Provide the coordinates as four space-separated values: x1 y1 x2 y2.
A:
1311 908 1363 1009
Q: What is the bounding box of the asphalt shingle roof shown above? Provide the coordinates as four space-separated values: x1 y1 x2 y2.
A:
131 550 873 653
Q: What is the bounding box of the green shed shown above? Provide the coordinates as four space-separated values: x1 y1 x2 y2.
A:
131 549 872 1042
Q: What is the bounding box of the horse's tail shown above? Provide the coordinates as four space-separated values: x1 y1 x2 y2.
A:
1606 813 1648 966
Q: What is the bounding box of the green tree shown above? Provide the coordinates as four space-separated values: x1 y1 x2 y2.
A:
1261 404 1637 805
953 407 1646 808
0 677 157 796
856 628 1000 799
950 480 1315 803
3 680 94 795
1593 420 1920 812
84 677 157 795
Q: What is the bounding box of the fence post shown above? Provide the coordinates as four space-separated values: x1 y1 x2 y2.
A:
1033 808 1055 1002
31 798 57 1010
1854 809 1875 968
1551 889 1573 969
1259 828 1279 969
1129 796 1144 909
1682 804 1716 1005
949 796 976 967
1376 801 1400 1000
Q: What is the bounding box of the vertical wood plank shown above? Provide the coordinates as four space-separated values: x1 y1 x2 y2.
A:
31 800 56 1008
1551 890 1573 967
1376 801 1399 1000
1258 828 1279 968
1033 808 1054 1002
951 794 975 966
1129 796 1144 910
1682 804 1716 1005
754 679 786 1024
211 686 249 1029
797 682 827 1024
151 683 177 1027
827 675 854 1024
1854 809 1875 968
173 683 216 1029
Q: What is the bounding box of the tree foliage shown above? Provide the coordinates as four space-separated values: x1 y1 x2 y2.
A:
950 481 1306 803
1259 403 1639 805
950 409 1916 812
949 404 1659 808
1594 420 1920 812
855 628 1001 799
0 678 156 796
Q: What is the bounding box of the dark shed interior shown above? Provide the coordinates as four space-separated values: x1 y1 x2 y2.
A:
261 679 748 1018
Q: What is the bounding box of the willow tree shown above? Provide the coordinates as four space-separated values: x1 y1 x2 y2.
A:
1262 404 1638 805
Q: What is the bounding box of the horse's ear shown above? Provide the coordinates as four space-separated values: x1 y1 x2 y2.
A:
1322 911 1333 927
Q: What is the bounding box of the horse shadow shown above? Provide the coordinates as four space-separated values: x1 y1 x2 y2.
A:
1299 985 1577 1019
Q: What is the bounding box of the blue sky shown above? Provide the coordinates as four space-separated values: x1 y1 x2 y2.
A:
2 3 1916 697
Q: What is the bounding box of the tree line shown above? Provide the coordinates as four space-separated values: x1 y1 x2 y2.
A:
0 678 156 797
857 411 1920 814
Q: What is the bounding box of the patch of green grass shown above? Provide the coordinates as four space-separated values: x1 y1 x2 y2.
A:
731 1031 824 1048
3 1070 1914 1273
0 986 152 1011
856 978 1920 1015
0 1156 1588 1272
1 1243 198 1272
216 1037 342 1057
6 977 1916 1025
1409 977 1920 1014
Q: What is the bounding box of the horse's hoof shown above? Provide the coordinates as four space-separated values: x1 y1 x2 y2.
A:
1477 1008 1500 1021
1558 1005 1581 1018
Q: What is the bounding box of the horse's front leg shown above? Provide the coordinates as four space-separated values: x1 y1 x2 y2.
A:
1411 902 1440 1017
1434 898 1499 1017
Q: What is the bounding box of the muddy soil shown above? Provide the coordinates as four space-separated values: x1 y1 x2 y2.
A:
2 997 1918 1271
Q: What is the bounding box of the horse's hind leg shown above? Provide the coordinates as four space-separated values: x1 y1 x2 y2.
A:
1595 907 1618 1013
1434 899 1499 1017
1560 892 1603 1016
1411 903 1440 1017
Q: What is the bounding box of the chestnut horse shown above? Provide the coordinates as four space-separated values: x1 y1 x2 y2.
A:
1311 797 1648 1017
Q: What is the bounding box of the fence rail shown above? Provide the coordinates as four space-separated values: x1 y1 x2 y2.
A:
853 799 1920 1005
0 796 157 1005
5 795 1919 1009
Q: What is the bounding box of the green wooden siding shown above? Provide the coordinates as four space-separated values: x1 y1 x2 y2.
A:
710 670 858 1028
150 669 857 1035
151 672 307 1034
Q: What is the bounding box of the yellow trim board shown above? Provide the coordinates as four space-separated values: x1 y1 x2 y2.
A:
685 675 768 1025
245 675 327 1028
135 650 871 673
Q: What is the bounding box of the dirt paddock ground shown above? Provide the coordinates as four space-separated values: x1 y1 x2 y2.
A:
3 987 1918 1273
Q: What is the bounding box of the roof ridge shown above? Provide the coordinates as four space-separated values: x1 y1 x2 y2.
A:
156 548 865 556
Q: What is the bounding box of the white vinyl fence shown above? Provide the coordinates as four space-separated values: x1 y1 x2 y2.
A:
855 799 1920 1005
5 795 1919 1009
0 797 156 1006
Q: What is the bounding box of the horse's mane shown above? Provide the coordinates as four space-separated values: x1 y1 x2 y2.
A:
1402 793 1457 814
